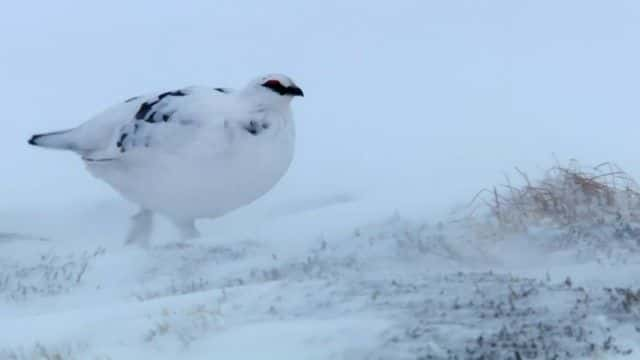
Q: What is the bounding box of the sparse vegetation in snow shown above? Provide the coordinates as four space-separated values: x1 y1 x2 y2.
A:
0 341 110 360
471 161 640 229
143 302 224 347
466 161 640 256
0 247 105 301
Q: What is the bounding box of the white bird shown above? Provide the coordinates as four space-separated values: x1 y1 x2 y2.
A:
29 74 303 246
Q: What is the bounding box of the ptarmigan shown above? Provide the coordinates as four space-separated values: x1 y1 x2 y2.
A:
29 74 303 246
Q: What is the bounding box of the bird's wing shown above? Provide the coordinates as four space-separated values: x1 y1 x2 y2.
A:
78 86 251 161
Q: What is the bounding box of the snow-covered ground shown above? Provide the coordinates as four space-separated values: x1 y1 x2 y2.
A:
1 193 639 359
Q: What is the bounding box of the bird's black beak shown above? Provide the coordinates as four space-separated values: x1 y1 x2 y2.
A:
286 86 304 97
261 80 304 97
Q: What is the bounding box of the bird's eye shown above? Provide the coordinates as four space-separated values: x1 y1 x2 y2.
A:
262 79 282 87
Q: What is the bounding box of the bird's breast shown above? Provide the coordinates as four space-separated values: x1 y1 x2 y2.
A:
86 114 295 219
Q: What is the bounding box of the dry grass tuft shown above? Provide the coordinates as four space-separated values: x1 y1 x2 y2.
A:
469 160 640 231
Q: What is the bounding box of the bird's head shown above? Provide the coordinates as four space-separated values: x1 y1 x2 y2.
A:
243 74 303 107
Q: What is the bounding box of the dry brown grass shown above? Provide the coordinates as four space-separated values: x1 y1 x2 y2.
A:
469 160 640 231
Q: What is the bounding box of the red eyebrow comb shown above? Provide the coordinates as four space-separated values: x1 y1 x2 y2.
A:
263 79 282 86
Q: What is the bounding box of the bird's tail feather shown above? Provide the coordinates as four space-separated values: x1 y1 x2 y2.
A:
28 129 78 151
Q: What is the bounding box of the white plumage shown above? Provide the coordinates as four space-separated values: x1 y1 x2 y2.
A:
29 74 303 245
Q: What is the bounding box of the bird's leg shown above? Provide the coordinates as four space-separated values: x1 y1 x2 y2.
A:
125 208 153 246
172 218 201 241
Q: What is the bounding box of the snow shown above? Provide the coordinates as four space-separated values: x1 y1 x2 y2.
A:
1 197 640 359
2 1 640 359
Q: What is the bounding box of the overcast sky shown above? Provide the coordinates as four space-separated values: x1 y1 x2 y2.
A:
1 0 639 216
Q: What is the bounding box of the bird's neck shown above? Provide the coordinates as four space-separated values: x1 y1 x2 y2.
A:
240 87 293 111
244 97 292 114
